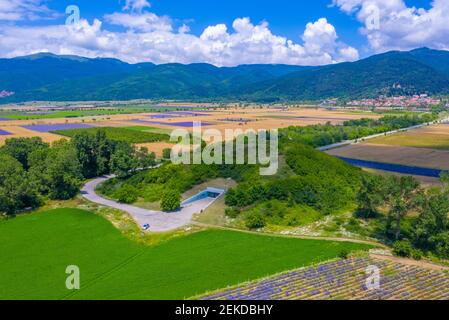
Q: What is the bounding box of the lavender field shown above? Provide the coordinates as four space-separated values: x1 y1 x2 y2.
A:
0 129 12 135
202 257 449 300
21 123 95 133
132 119 214 127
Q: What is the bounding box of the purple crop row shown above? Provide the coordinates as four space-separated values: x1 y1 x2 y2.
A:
21 123 95 133
0 129 12 135
132 119 214 127
203 257 449 300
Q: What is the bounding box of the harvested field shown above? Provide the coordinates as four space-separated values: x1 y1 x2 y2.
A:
365 123 449 150
202 257 449 300
0 107 380 145
135 142 175 157
0 125 64 145
327 144 449 170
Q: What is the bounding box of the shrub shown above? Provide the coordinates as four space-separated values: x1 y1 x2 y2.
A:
225 207 240 219
245 212 266 230
392 240 414 258
162 148 172 160
161 189 181 211
338 249 350 260
114 184 138 204
411 249 423 261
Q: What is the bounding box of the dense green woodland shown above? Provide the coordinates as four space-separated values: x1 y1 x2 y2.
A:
357 174 449 260
0 132 156 214
2 48 449 103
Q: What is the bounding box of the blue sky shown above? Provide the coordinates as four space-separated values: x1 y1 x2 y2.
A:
0 0 446 66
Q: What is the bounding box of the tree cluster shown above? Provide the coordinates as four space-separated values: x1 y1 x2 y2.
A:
0 130 156 215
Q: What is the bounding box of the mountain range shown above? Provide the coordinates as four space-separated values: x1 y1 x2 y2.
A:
1 48 449 103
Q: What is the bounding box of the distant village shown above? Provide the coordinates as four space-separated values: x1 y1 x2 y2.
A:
322 94 447 112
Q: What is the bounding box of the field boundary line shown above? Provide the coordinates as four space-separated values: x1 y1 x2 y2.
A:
191 221 387 248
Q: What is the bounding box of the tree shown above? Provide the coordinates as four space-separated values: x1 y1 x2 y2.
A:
110 143 137 178
114 184 138 204
386 176 423 240
0 154 40 215
413 190 449 248
94 130 114 176
245 212 266 229
356 175 385 218
135 147 156 168
392 240 414 258
0 137 49 170
44 141 82 200
71 132 99 178
162 148 172 160
160 189 181 211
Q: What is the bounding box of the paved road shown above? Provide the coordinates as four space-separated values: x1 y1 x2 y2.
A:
81 174 222 233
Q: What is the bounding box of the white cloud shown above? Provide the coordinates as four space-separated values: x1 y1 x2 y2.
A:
0 0 54 21
333 0 449 52
123 0 151 13
0 4 359 67
105 12 172 32
178 24 190 34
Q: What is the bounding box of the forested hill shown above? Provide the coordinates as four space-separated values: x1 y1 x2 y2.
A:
1 48 449 103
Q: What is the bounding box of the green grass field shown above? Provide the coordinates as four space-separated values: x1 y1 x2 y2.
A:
0 209 373 300
125 125 173 135
52 127 170 144
0 108 161 120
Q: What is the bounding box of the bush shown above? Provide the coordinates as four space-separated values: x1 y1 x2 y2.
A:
245 212 266 230
162 148 172 160
392 240 414 258
411 249 423 261
114 184 138 204
225 207 240 219
338 249 350 260
160 189 181 211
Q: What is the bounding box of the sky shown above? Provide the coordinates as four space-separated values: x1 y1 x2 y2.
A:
0 0 447 66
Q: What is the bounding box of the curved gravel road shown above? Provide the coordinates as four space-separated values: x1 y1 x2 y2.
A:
81 174 221 233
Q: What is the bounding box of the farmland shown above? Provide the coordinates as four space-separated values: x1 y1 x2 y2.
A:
0 208 372 300
202 256 449 300
1 105 448 300
52 126 171 144
0 107 204 120
365 123 449 150
0 106 380 146
325 122 449 180
327 144 449 171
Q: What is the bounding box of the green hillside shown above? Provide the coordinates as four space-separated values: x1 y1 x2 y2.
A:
2 48 449 103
